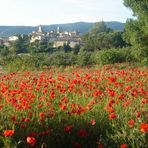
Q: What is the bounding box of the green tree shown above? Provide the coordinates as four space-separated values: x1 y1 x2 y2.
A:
63 43 71 52
77 49 93 66
123 0 148 48
72 44 80 54
110 31 127 48
82 33 95 51
0 45 9 56
29 40 49 53
90 21 111 36
47 42 54 53
10 35 29 54
82 22 126 51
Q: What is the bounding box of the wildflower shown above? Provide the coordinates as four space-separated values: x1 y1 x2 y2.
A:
107 89 116 97
78 129 89 137
59 104 66 110
3 130 14 137
120 144 128 148
90 119 96 125
125 85 132 92
136 111 141 118
27 136 36 146
109 113 117 120
128 119 135 128
20 124 26 129
107 108 115 114
64 125 73 133
21 117 31 122
98 143 105 148
140 123 148 133
39 112 45 117
108 76 116 83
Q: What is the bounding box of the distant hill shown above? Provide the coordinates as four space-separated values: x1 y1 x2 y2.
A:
0 21 124 37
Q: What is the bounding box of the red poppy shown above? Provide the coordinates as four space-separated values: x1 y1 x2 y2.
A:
128 119 135 128
109 113 117 120
20 124 26 129
3 130 14 137
107 108 115 113
108 76 116 83
120 144 128 148
98 143 105 148
78 129 89 137
39 112 45 118
136 111 141 118
90 119 96 125
140 123 148 133
125 85 132 92
59 104 66 110
64 125 73 133
107 89 116 97
27 136 36 146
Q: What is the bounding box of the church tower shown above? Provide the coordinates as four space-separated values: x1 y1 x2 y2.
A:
57 26 60 34
38 25 43 33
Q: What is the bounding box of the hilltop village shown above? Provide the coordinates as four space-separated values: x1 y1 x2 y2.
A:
0 25 82 48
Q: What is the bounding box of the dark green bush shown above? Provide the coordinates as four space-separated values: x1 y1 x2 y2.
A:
0 53 49 71
93 48 134 65
45 52 77 66
130 47 148 65
0 46 9 56
77 50 93 66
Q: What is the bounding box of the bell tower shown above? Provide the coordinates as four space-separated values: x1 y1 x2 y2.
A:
57 26 60 34
38 25 43 33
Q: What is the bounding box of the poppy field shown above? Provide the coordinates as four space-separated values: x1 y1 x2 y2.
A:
0 64 148 148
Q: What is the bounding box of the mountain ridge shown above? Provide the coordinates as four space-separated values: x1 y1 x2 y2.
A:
0 21 124 37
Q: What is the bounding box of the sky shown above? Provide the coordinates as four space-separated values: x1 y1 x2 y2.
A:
0 0 134 26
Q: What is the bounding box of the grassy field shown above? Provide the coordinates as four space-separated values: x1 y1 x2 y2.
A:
0 64 148 148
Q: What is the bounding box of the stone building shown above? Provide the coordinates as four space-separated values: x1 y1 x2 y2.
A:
30 25 46 43
9 36 18 41
30 25 82 48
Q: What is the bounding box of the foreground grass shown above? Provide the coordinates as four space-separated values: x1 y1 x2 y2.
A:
0 64 148 148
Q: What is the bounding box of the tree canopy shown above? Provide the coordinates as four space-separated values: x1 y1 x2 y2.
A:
123 0 148 48
123 0 148 64
82 21 126 51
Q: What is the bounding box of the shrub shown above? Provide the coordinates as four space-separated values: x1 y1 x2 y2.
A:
130 47 148 66
0 46 9 56
93 48 134 65
77 50 93 66
45 52 77 66
1 53 49 71
141 57 148 66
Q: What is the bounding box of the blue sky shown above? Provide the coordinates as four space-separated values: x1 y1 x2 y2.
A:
0 0 134 26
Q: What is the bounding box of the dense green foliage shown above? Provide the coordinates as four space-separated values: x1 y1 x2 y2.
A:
0 45 9 56
92 48 132 65
29 40 54 53
123 0 148 62
9 35 29 54
0 47 138 71
82 22 127 51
